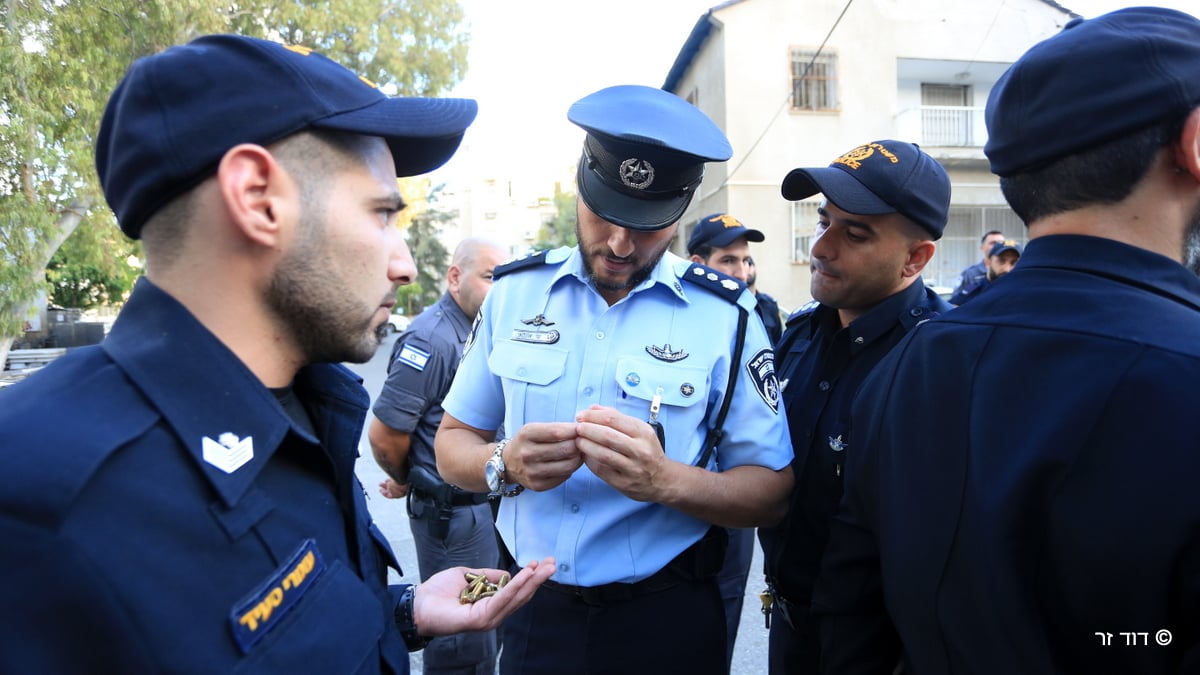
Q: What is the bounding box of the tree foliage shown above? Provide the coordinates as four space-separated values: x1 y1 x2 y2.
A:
0 0 468 364
533 184 578 251
397 182 454 316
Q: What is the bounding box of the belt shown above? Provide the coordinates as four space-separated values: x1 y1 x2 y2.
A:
411 486 489 506
541 566 686 607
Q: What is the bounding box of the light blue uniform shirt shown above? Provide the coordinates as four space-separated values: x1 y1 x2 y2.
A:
442 247 792 586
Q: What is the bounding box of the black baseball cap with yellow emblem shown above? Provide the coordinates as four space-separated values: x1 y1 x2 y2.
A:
569 85 733 231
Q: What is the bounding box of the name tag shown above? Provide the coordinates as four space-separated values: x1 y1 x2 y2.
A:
230 539 325 653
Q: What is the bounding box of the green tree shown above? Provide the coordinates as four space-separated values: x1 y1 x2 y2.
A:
399 183 454 316
0 0 468 367
533 183 578 251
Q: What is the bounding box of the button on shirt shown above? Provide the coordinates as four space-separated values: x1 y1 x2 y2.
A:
0 278 410 674
441 247 792 587
373 291 473 474
814 235 1200 675
759 279 950 604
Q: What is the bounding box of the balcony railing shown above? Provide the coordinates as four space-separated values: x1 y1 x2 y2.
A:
920 105 985 147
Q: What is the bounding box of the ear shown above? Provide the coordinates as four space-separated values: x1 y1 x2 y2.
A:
446 264 464 292
901 240 936 279
215 143 294 248
1173 107 1200 182
689 254 705 265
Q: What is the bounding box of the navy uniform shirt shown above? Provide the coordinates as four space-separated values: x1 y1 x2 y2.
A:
442 247 793 587
0 278 411 674
373 291 472 474
759 279 950 606
948 275 991 306
814 235 1200 674
949 259 986 302
756 291 784 345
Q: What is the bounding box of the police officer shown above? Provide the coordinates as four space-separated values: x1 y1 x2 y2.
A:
814 8 1200 674
0 35 553 674
434 84 794 675
948 239 1021 305
757 139 951 674
948 230 1004 302
687 212 783 343
369 237 507 675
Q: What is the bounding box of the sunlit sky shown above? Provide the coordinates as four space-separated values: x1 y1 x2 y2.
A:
429 0 1200 190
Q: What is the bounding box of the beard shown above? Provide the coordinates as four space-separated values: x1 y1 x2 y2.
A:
1184 200 1200 276
266 210 383 366
575 221 670 296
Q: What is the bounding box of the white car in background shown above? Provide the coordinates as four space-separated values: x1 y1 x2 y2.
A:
384 312 410 335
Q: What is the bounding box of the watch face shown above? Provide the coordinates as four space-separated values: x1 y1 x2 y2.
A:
485 458 502 493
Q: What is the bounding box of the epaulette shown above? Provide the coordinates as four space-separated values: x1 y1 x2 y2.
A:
680 263 745 304
492 249 550 280
785 300 820 326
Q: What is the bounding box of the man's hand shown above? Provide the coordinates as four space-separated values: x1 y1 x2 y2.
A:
412 557 556 635
574 405 673 502
504 423 583 492
378 478 409 499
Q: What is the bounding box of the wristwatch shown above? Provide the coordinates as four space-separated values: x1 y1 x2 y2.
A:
485 439 524 497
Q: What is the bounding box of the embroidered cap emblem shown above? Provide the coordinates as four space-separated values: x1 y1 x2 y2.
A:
202 432 254 474
619 158 655 189
646 344 689 362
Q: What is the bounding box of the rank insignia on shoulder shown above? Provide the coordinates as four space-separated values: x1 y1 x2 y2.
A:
646 343 689 362
492 249 550 280
202 432 254 474
681 263 744 304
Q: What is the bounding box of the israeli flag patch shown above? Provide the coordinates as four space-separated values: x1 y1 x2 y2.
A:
396 344 431 372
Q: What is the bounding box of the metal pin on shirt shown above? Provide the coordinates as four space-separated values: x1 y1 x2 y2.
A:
649 387 666 451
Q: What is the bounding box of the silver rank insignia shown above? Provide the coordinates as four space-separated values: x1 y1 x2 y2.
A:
646 343 688 362
202 432 254 474
512 314 560 344
720 279 740 291
619 158 655 189
828 435 847 452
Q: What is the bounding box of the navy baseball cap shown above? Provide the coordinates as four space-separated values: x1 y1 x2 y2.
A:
988 240 1022 258
687 213 764 254
780 140 950 239
985 7 1200 177
569 85 732 231
96 34 478 239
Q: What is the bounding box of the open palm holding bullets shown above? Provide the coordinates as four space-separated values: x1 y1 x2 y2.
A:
460 571 510 603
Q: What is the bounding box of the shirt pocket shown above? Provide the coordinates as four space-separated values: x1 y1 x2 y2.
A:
613 356 710 461
489 340 570 424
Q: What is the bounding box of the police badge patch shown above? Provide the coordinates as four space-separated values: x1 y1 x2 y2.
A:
745 348 780 414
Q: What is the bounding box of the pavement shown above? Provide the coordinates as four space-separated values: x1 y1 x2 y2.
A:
346 333 771 675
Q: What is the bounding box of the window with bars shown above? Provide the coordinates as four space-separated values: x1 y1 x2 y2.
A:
789 199 822 263
791 49 838 111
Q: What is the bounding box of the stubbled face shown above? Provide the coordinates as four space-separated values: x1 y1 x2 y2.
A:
267 136 416 364
809 200 918 325
451 246 506 321
987 250 1020 280
575 196 676 305
695 238 753 283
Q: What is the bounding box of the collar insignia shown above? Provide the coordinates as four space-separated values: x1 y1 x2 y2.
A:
646 343 688 362
828 434 847 452
513 314 560 344
202 432 254 474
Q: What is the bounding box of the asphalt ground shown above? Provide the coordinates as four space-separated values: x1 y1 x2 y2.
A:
346 333 770 674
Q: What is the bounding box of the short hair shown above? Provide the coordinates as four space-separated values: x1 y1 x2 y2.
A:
1000 113 1187 224
980 230 1003 244
691 243 715 261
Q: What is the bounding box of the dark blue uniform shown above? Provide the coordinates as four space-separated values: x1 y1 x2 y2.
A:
0 279 414 674
756 291 784 345
948 259 986 303
758 278 950 674
948 274 991 306
814 235 1200 674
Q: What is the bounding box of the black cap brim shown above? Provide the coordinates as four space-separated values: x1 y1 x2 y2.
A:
780 167 894 215
576 160 693 231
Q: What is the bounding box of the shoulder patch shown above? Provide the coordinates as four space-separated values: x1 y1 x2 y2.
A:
394 343 431 372
492 249 550 280
785 300 820 325
746 348 781 413
680 263 745 304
